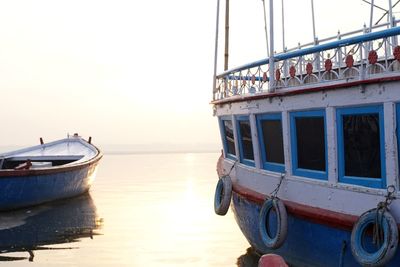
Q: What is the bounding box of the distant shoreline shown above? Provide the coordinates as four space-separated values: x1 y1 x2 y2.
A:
0 145 221 156
103 150 220 155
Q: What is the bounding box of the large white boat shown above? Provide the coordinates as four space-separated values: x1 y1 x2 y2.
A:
213 1 400 266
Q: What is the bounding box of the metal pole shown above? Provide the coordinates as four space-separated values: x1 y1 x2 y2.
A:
282 0 285 51
212 0 221 100
224 0 229 70
268 0 275 92
369 0 374 31
311 0 316 44
389 0 394 26
262 0 270 57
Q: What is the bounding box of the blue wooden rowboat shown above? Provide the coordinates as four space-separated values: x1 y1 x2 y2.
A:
0 134 102 211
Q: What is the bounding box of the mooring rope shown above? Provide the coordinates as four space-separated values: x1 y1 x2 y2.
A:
270 171 286 199
373 185 396 246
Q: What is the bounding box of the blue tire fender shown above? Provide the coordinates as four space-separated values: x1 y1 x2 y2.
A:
214 175 232 216
351 209 398 267
258 198 288 249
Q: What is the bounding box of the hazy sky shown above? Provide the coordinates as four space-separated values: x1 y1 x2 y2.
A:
0 0 394 148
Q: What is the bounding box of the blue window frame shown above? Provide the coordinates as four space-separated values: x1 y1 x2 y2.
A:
219 116 237 160
256 113 285 172
336 105 386 189
236 116 255 167
290 110 328 180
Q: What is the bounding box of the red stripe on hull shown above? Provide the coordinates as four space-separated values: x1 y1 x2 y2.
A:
233 183 358 230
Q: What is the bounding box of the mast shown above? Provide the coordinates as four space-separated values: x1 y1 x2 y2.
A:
224 0 229 70
262 0 270 57
281 0 285 51
311 0 316 44
212 0 221 100
389 0 394 26
268 0 275 92
369 0 375 31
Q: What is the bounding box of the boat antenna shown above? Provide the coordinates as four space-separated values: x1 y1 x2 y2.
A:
262 0 270 57
212 0 221 99
311 0 317 44
224 0 229 70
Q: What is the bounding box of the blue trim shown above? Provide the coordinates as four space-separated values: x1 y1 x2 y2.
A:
217 26 400 78
290 110 328 180
336 105 386 189
218 116 237 160
236 115 255 167
256 113 285 172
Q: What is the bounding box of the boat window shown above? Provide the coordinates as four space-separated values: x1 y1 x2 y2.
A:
290 110 327 180
237 116 255 166
337 106 385 188
219 117 236 160
256 113 285 172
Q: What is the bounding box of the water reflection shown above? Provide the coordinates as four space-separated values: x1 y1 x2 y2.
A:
0 193 102 262
236 247 260 267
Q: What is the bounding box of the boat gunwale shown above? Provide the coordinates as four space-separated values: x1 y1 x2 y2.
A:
0 139 103 178
211 74 400 105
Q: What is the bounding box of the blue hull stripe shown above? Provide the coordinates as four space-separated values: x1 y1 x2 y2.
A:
0 164 98 211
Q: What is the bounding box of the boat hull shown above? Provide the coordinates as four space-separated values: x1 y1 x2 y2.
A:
231 189 400 267
0 161 99 211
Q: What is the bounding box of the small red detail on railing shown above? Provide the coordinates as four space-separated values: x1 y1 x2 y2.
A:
262 72 268 82
289 66 296 78
394 46 400 61
306 63 313 75
368 50 378 64
275 69 281 80
325 59 332 71
251 75 256 85
345 55 354 68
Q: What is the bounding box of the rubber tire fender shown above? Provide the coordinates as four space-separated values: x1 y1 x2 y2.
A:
351 208 398 267
214 175 232 216
258 198 288 249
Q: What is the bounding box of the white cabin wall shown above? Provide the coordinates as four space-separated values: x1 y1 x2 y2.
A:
249 114 261 169
384 102 399 190
281 111 292 177
326 106 338 185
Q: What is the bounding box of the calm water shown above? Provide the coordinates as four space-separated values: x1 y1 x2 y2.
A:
0 153 260 266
